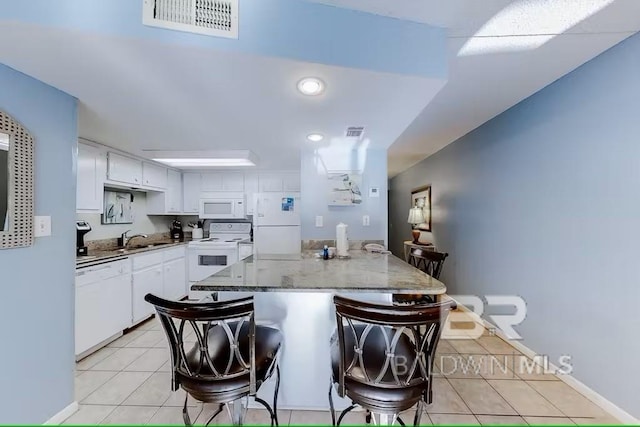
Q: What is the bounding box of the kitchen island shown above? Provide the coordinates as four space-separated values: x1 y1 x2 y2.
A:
189 250 446 410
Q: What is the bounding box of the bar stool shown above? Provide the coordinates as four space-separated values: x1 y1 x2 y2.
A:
329 295 456 426
145 294 282 426
393 249 449 305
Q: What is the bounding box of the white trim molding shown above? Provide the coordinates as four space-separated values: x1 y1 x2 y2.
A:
44 401 78 425
452 299 639 425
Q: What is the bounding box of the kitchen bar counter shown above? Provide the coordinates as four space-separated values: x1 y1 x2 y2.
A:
190 250 447 411
191 250 446 294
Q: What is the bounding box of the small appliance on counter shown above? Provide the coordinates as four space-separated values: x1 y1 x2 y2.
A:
170 219 184 241
76 220 91 256
336 222 349 258
188 220 204 240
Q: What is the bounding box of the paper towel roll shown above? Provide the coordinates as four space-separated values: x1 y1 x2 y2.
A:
336 223 349 257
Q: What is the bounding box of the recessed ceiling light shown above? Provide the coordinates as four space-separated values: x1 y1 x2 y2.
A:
297 77 325 96
307 133 324 142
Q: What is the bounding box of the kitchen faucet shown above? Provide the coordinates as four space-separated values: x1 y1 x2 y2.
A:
118 230 148 247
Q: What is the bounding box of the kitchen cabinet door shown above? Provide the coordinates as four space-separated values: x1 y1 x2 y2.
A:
142 162 167 189
259 173 284 192
167 169 183 213
283 172 301 192
132 265 163 323
107 152 143 185
76 143 105 212
201 173 223 191
163 258 186 300
183 173 201 213
75 272 131 356
223 173 244 191
244 172 259 215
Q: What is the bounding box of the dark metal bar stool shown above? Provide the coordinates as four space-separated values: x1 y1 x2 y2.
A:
393 249 449 305
145 294 282 426
329 295 456 426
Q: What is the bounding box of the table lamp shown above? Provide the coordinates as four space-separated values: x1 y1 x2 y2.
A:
407 206 425 243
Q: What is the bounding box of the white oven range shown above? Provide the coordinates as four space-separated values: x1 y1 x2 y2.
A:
187 222 251 299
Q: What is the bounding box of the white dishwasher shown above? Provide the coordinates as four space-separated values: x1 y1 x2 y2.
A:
75 258 132 358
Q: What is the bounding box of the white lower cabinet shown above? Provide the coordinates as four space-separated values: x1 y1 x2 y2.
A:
132 264 163 324
75 260 131 357
164 258 186 300
75 246 189 358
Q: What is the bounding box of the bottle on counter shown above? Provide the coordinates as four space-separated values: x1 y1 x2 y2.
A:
323 245 329 260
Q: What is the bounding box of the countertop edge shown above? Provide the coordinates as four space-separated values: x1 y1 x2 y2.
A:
76 241 189 269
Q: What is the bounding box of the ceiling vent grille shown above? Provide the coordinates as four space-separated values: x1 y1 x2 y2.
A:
142 0 238 39
345 126 365 139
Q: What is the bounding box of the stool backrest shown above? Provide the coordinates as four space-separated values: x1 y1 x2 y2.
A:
408 248 448 279
144 293 257 394
333 295 455 394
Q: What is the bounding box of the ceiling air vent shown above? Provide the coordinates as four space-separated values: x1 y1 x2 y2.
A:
345 126 365 139
142 0 238 39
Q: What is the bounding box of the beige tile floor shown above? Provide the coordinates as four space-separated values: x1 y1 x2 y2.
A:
67 312 622 425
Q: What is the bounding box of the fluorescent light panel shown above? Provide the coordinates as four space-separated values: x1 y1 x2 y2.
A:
153 158 256 167
144 149 258 168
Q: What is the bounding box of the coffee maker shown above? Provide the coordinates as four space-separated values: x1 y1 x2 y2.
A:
170 219 184 241
76 220 91 256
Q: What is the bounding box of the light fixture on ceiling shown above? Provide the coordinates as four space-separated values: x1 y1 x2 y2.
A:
144 150 258 169
307 133 324 142
297 77 325 96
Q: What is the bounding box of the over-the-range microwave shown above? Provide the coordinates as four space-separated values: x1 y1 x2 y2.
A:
199 196 246 219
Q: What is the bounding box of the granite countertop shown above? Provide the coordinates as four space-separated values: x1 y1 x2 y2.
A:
76 240 189 268
192 250 446 295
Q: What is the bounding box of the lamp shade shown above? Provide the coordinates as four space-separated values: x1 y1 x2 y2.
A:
407 206 425 225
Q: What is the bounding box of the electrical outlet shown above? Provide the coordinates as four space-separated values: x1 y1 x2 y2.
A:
34 216 51 237
363 215 370 226
315 216 323 227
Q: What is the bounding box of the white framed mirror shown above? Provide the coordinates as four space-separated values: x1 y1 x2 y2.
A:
0 131 8 231
0 110 34 249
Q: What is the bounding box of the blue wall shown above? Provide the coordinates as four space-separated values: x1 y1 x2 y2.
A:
0 64 77 423
389 33 640 418
301 145 387 242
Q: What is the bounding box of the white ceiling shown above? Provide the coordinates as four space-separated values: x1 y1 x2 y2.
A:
0 22 443 170
2 1 639 175
305 0 640 176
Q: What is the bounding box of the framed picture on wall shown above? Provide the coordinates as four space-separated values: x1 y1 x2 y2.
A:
411 185 431 232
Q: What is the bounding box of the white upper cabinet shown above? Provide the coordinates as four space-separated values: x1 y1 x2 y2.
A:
244 172 259 215
201 173 223 191
223 172 244 191
142 162 167 189
182 173 201 213
259 173 284 192
76 142 106 212
259 171 300 192
147 169 183 214
283 172 301 192
167 169 182 213
107 152 143 186
201 172 245 192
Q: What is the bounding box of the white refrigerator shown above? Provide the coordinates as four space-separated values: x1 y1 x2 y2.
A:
253 192 301 254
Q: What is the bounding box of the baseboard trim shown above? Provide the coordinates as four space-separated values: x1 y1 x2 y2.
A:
452 300 639 425
44 401 78 425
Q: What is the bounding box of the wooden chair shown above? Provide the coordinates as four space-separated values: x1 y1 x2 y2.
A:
144 294 282 426
329 295 456 426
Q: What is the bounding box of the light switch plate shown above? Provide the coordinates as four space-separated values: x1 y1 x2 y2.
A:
34 216 52 237
363 215 370 226
315 216 323 227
